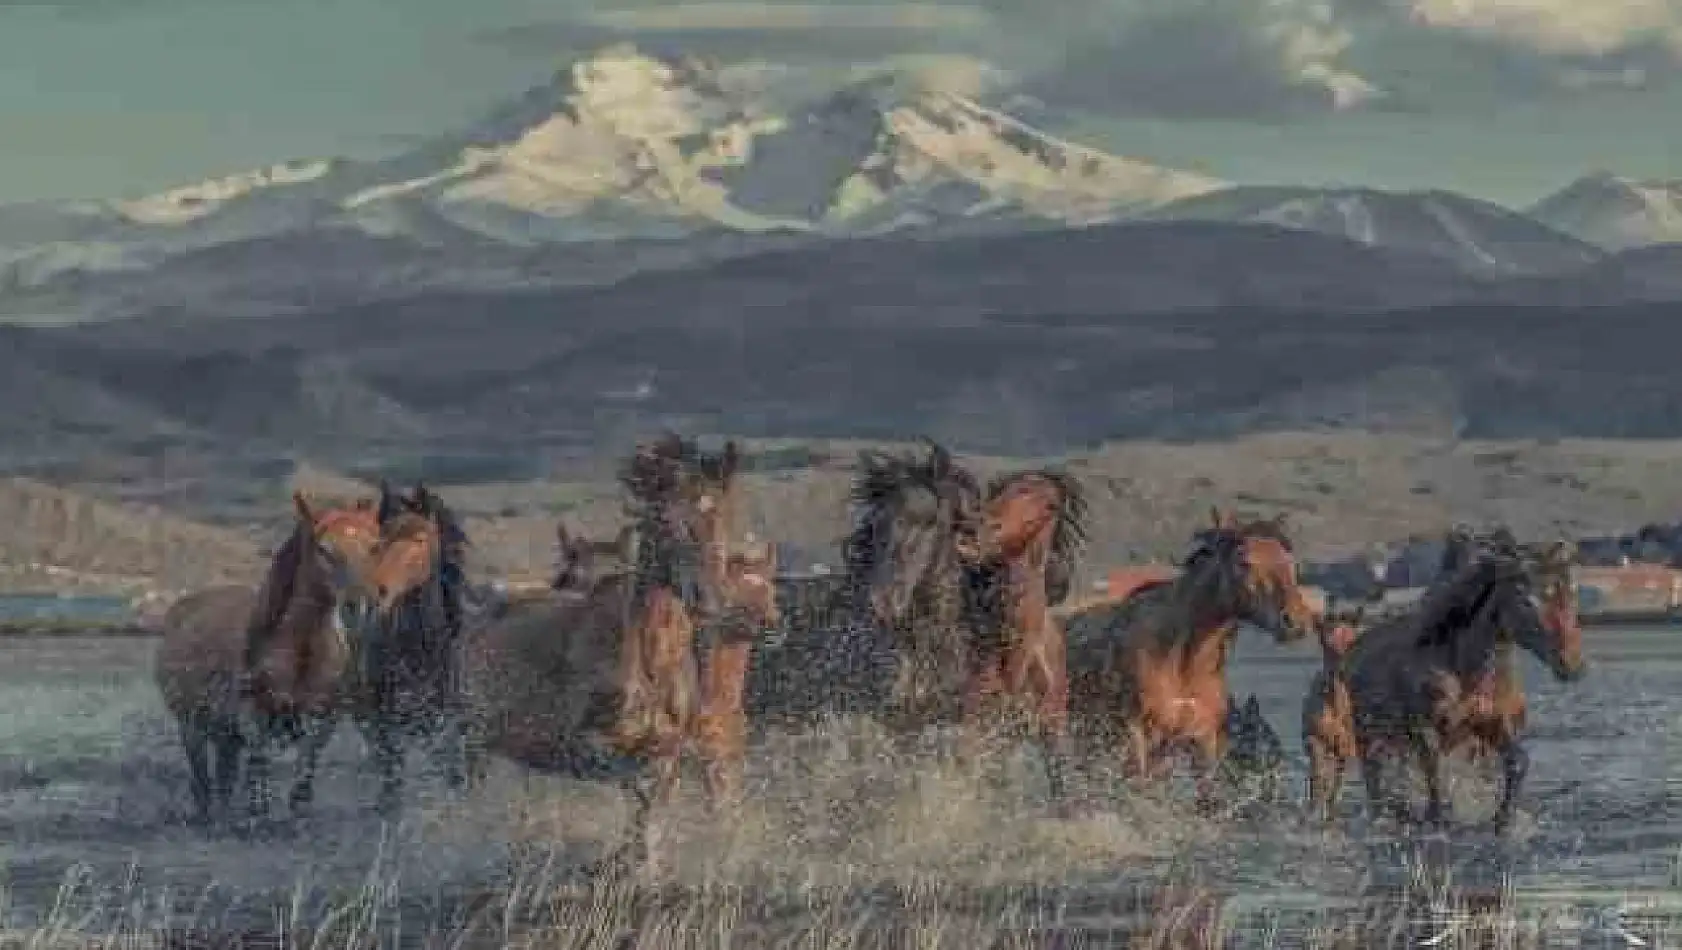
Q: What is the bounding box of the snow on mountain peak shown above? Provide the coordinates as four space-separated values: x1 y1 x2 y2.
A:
116 159 341 225
1528 171 1682 250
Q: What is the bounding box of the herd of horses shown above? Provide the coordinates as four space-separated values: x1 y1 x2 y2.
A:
150 435 1588 868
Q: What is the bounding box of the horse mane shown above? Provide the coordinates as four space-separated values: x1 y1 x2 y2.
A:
841 446 981 584
245 520 309 663
1415 555 1526 647
986 468 1090 567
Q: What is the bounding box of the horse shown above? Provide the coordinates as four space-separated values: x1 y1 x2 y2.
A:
348 481 474 816
1065 508 1317 811
241 493 385 825
836 438 987 733
1340 534 1585 833
154 585 259 825
620 433 775 807
460 522 781 868
553 521 636 596
1301 607 1363 822
958 468 1088 803
1220 694 1286 805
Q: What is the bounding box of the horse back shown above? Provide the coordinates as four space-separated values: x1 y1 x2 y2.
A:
154 585 257 722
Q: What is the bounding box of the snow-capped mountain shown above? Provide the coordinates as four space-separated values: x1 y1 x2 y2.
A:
1527 172 1682 250
1142 185 1603 276
0 46 1222 290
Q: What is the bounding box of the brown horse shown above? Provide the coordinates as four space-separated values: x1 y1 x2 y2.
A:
553 522 636 596
959 469 1088 802
1341 534 1585 833
1065 508 1317 811
154 585 259 825
1301 606 1363 822
619 434 773 806
344 481 474 816
460 521 781 866
240 493 384 824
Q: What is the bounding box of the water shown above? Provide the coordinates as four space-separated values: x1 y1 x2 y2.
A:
0 630 1676 940
0 594 134 622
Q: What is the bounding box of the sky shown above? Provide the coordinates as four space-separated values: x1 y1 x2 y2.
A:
2 0 1681 207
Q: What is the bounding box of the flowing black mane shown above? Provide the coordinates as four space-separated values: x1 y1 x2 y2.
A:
841 442 982 588
1415 555 1529 647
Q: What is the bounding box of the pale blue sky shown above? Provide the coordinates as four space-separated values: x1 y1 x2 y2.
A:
2 0 1679 207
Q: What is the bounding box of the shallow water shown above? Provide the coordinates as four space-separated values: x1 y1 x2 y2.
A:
0 629 1677 941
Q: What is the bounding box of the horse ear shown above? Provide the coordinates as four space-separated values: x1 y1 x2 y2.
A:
1244 695 1262 715
292 491 315 525
556 521 572 548
925 439 951 477
1209 506 1227 529
721 440 740 482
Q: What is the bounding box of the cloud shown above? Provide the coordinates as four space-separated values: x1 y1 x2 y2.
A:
586 3 992 33
1401 0 1682 58
1018 0 1382 120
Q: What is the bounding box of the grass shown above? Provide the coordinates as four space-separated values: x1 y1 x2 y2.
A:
5 715 1671 949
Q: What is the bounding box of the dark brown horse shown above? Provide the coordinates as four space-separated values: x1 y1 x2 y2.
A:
1341 533 1585 832
242 493 385 824
347 481 474 816
1065 508 1317 810
959 469 1088 801
834 439 986 732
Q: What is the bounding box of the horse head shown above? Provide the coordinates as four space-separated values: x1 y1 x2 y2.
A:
1181 507 1316 643
1418 541 1585 683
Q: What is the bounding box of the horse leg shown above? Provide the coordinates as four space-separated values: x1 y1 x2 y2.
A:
696 639 751 812
1491 738 1529 834
1027 649 1074 810
243 723 275 829
1358 741 1398 831
630 732 685 874
178 711 215 826
1410 731 1447 830
288 715 336 817
1305 733 1345 823
957 658 1004 778
210 716 244 827
371 713 405 820
1191 727 1226 818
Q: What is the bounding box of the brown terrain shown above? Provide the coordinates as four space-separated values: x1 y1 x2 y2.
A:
12 432 1682 599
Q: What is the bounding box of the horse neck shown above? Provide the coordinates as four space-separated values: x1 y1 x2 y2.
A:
991 531 1053 635
1162 560 1247 646
1443 620 1507 683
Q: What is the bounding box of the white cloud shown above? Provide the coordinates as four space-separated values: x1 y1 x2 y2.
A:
1403 0 1682 57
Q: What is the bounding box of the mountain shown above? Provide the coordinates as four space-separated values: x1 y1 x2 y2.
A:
0 47 1221 295
1143 185 1604 276
1527 172 1682 250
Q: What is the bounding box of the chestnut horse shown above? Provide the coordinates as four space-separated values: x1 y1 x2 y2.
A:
1341 534 1585 833
241 493 384 824
1065 509 1317 810
349 481 474 816
460 519 780 866
1301 606 1363 822
959 468 1088 802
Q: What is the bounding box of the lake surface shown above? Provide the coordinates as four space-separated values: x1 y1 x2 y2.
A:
0 594 133 622
0 628 1676 943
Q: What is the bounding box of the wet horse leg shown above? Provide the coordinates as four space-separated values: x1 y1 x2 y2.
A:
1190 725 1226 817
625 731 685 874
696 639 752 811
1410 730 1447 829
1305 737 1346 824
1491 737 1529 833
288 713 337 816
370 711 406 820
177 711 215 825
957 658 1005 778
210 715 244 825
